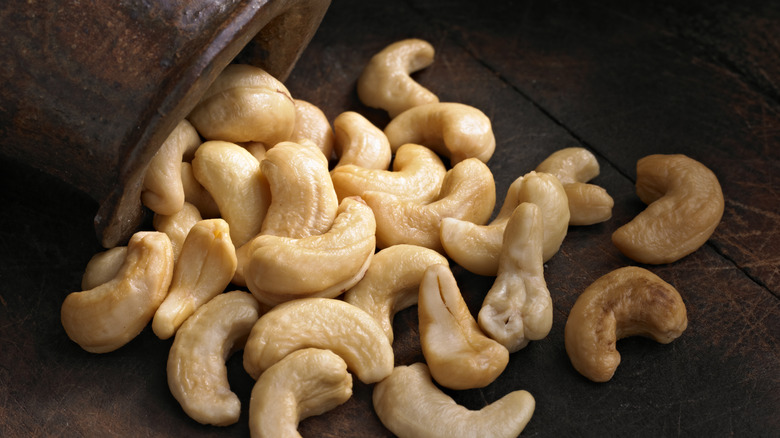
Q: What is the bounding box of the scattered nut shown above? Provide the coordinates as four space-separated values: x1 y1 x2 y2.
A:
290 98 335 161
332 111 392 169
152 201 203 262
80 246 127 291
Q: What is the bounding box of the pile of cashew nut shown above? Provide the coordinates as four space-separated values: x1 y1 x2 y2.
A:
60 38 723 436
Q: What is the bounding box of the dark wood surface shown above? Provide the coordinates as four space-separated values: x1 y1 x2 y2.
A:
1 0 778 436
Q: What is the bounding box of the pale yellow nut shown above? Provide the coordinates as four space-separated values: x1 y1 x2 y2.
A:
260 141 339 238
564 266 688 382
343 244 448 343
61 231 174 353
242 297 394 384
612 154 724 264
188 64 295 144
373 363 536 438
290 99 335 161
167 290 261 426
332 111 392 169
244 197 376 307
152 201 203 262
384 102 495 164
419 264 509 390
191 140 271 247
357 38 439 118
240 141 268 162
248 348 352 438
364 157 495 252
478 203 552 353
153 219 237 340
180 162 221 219
80 246 128 291
330 143 446 203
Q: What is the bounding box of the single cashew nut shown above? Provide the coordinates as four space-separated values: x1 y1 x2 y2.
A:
357 38 439 118
248 348 352 438
419 264 509 390
332 111 392 169
80 246 128 291
290 99 335 161
167 290 261 426
61 231 174 353
384 102 495 164
152 201 203 262
612 154 724 264
478 203 552 353
188 64 295 145
242 297 394 384
180 162 221 219
564 266 688 382
153 218 237 340
373 363 536 438
343 244 448 343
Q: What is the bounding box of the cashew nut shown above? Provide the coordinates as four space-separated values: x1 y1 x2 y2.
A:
419 264 509 390
290 98 335 161
373 363 535 438
363 157 496 252
242 297 394 384
152 218 237 340
80 246 128 291
167 290 261 426
180 162 220 219
248 348 352 438
244 197 376 307
357 38 439 118
564 266 688 382
330 143 447 203
612 154 724 264
152 201 203 262
478 203 552 353
535 147 614 225
343 244 448 343
61 231 174 353
188 64 295 144
384 102 495 164
332 111 392 170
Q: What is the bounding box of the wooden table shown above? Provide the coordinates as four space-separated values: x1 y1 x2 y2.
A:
1 0 777 436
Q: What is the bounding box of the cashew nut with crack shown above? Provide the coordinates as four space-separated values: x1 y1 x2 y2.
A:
167 290 261 426
564 266 688 382
80 246 128 291
290 98 335 161
332 111 392 170
612 154 724 264
373 363 535 438
357 38 439 118
248 348 352 438
61 231 174 353
152 201 203 262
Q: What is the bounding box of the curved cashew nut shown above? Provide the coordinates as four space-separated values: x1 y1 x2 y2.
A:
330 143 446 203
188 64 295 145
152 218 237 340
167 290 261 426
612 154 724 264
180 162 221 219
244 197 376 307
357 38 439 118
535 147 614 225
248 348 352 438
152 201 203 262
478 203 552 353
373 363 536 438
332 111 392 170
81 246 128 291
343 244 448 343
242 297 394 384
384 102 495 164
364 157 496 252
61 231 174 353
290 99 335 161
564 266 688 382
419 264 509 390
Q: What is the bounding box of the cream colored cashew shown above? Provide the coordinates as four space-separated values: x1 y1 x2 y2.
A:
248 348 352 438
81 246 127 291
612 154 724 264
180 162 221 219
373 363 536 438
152 201 203 262
343 244 448 343
332 111 392 169
478 203 552 353
330 143 446 203
61 231 174 353
153 219 237 340
363 157 495 252
240 141 268 162
384 102 495 164
535 147 614 225
167 290 261 426
419 264 509 390
357 38 439 118
564 266 688 382
242 297 394 384
290 99 335 161
191 140 271 247
188 64 295 144
244 197 376 307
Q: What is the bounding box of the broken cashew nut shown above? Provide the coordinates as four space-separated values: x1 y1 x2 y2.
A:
290 98 335 161
332 111 392 170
